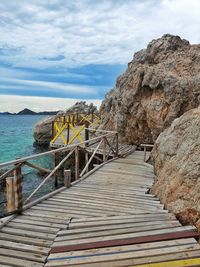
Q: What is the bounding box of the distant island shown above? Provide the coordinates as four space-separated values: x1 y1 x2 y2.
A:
0 108 59 115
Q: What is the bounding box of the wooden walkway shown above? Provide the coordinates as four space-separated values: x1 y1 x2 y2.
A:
0 151 200 266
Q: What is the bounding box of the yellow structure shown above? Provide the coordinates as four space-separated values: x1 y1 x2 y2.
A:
51 113 100 146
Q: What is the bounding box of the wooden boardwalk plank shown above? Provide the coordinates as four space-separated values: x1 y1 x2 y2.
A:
48 238 197 259
0 150 199 267
46 245 200 266
46 252 200 267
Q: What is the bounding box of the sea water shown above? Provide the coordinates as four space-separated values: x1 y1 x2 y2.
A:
0 115 54 215
0 115 46 163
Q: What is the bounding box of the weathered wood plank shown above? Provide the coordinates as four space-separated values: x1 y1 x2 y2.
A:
0 232 52 247
0 248 46 263
46 246 200 266
48 238 197 259
0 239 50 254
0 255 43 267
57 221 181 239
7 221 59 234
1 226 56 240
51 226 198 250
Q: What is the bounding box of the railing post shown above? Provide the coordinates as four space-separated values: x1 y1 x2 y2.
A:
103 137 106 162
75 147 79 180
144 146 147 162
53 153 58 188
85 122 89 142
52 121 55 139
13 166 23 213
64 170 71 188
115 133 119 157
85 151 89 173
6 177 15 213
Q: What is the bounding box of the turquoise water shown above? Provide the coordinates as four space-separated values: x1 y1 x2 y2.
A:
0 115 55 216
0 115 46 163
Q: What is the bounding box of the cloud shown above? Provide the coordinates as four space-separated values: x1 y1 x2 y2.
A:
0 94 102 113
1 0 200 69
0 63 125 100
0 0 200 109
0 77 97 94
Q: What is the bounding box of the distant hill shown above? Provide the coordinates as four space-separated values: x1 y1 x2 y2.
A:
17 108 37 115
0 108 59 115
0 112 14 115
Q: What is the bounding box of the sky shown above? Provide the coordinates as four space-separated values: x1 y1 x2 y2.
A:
1 0 200 112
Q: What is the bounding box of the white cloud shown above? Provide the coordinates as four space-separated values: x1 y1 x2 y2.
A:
1 0 200 69
0 77 98 95
0 94 102 112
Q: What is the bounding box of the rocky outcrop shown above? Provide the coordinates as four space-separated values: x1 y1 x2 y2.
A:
33 116 56 147
151 107 200 231
99 34 200 145
33 101 98 147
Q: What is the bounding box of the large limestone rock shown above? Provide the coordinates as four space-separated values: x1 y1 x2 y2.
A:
100 34 200 145
33 101 98 147
151 107 200 230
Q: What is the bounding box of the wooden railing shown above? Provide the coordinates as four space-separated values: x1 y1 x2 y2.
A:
140 144 154 162
51 112 100 146
0 129 118 216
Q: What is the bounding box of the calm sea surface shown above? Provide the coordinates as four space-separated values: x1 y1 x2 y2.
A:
0 115 47 163
0 115 55 215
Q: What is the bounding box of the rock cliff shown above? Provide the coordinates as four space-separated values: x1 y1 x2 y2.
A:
151 107 200 231
33 101 98 147
99 34 200 145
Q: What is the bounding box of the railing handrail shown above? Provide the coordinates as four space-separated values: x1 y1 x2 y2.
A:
53 112 100 121
0 131 116 169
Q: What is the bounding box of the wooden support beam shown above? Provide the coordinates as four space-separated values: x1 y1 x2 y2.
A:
80 139 103 177
13 166 23 213
6 177 15 213
75 147 79 180
103 137 106 162
23 161 51 174
66 123 70 144
85 151 89 174
79 147 103 164
51 121 55 139
24 148 76 204
85 122 89 143
144 146 147 162
0 162 24 181
53 153 58 188
115 132 119 157
140 144 154 162
63 170 71 188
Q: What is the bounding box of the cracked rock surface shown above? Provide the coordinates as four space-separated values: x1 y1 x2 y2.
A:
99 34 200 144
